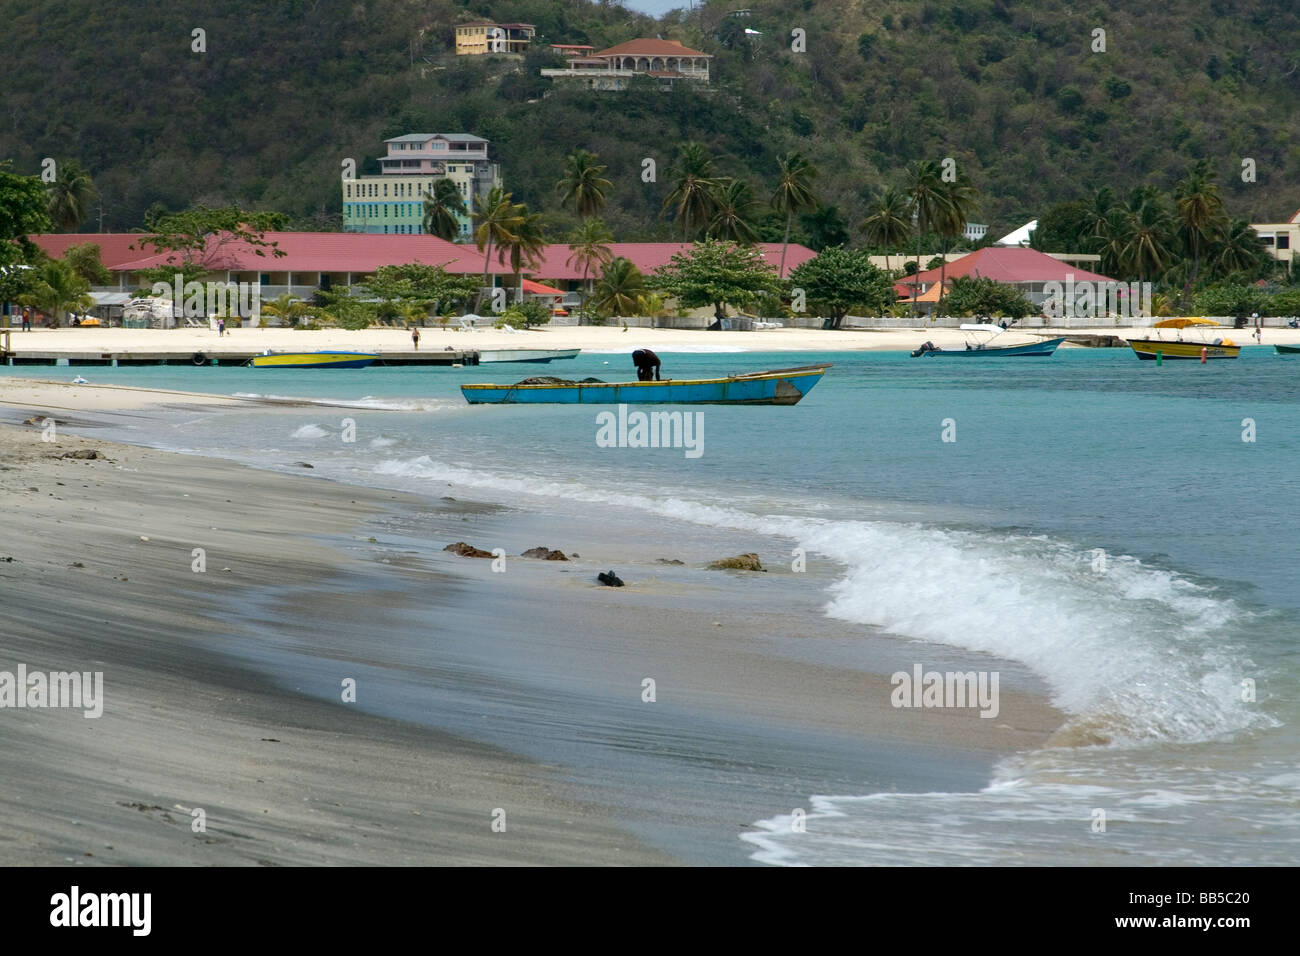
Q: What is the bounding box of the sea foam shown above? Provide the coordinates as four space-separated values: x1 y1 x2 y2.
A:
374 454 1265 747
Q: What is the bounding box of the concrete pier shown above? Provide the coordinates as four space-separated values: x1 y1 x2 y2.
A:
4 350 480 367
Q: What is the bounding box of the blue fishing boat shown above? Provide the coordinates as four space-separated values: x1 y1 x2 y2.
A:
460 365 830 405
912 326 1065 357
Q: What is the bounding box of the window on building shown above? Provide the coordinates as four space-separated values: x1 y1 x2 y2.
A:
1279 235 1291 250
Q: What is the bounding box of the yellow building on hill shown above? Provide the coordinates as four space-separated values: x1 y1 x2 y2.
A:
455 21 535 55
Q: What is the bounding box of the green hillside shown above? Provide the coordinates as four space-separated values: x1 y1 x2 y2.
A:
1 0 1297 240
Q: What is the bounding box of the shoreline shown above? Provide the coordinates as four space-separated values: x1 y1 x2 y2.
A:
0 382 1065 865
6 324 1299 357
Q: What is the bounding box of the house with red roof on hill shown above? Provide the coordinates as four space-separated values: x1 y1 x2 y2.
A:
541 38 712 90
894 246 1119 318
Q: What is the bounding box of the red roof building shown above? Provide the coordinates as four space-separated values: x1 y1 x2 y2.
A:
894 246 1117 306
25 233 163 269
899 248 1123 319
28 234 812 306
541 37 712 90
29 232 491 302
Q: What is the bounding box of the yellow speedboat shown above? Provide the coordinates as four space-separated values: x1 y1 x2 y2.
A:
1128 339 1240 360
1127 318 1240 360
249 351 378 368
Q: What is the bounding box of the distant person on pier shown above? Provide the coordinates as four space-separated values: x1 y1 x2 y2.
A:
21 307 31 332
632 348 661 381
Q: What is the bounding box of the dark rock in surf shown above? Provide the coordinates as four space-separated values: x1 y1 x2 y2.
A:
522 546 569 561
597 570 624 587
707 553 765 571
444 541 495 558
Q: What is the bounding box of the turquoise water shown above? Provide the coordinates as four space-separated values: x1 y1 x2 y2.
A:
9 346 1298 864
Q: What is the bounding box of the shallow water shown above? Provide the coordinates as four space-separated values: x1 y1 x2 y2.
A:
12 345 1296 864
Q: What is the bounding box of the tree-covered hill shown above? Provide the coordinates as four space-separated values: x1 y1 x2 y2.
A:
1 0 1296 241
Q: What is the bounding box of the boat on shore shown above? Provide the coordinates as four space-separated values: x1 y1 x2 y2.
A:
248 350 378 368
1275 344 1300 355
461 364 830 405
476 348 581 364
1126 318 1239 360
912 326 1064 357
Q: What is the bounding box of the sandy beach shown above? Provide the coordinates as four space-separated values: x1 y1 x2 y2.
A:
8 323 1300 357
0 380 1063 865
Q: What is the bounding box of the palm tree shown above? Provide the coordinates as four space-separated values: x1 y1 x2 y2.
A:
662 142 719 241
17 259 93 327
1117 189 1173 283
260 292 307 327
935 177 981 310
566 218 614 320
903 160 952 313
556 149 612 220
1078 187 1127 278
472 185 524 310
1211 218 1272 279
46 161 98 233
860 186 912 273
590 257 646 317
422 178 467 241
497 206 547 303
708 179 761 244
1173 160 1224 296
398 299 430 326
771 153 819 276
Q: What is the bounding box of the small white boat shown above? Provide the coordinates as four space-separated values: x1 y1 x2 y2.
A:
476 348 581 364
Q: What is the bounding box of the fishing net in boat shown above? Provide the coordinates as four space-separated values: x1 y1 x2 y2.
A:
514 376 607 385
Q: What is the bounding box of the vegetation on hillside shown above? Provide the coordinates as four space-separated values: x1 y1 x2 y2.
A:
0 0 1295 242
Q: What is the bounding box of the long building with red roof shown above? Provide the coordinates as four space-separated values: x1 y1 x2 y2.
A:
27 233 812 305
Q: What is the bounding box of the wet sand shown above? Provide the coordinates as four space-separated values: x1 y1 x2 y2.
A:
0 422 669 865
0 380 1064 865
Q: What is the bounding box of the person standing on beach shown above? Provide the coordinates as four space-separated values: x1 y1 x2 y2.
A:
632 348 661 381
1253 312 1261 343
411 327 420 350
21 307 31 332
218 317 225 337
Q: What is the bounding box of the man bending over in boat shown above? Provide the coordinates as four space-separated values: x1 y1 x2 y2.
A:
632 348 661 381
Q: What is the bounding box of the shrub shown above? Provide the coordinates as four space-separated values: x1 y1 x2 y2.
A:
1265 288 1300 317
942 276 1036 318
1192 283 1266 317
512 300 552 326
493 312 528 329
